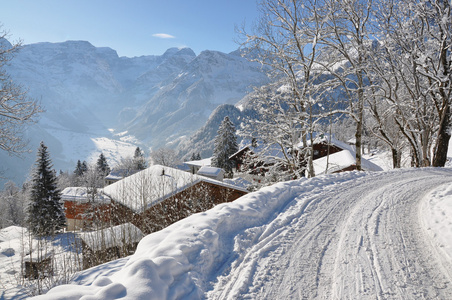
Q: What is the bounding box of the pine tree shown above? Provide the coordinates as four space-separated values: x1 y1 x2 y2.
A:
212 116 238 177
81 160 88 173
189 152 202 161
27 142 66 236
190 153 197 161
74 160 84 177
133 147 147 170
96 153 110 177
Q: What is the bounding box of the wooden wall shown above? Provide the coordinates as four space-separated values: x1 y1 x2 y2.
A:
64 201 112 231
109 181 247 234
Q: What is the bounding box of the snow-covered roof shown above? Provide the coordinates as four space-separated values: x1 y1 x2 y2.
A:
184 157 212 168
61 187 110 203
197 166 224 177
223 177 252 190
304 134 354 152
79 223 143 252
312 150 383 175
25 250 54 262
105 169 139 181
103 165 248 212
229 146 250 159
230 143 285 163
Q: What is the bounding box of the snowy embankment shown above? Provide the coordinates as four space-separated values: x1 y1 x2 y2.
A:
34 168 452 299
421 183 452 280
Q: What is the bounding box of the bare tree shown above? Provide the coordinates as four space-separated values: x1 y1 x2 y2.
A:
0 181 27 228
369 0 451 167
313 0 377 170
150 148 180 167
239 0 333 178
81 164 104 201
0 28 41 155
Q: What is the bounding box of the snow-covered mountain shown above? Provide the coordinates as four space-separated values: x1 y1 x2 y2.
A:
124 49 267 148
1 40 267 186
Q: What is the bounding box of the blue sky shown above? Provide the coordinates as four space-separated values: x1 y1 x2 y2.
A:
0 0 259 57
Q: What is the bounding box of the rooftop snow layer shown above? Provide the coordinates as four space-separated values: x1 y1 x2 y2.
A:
79 223 143 252
197 166 224 177
184 157 212 167
312 149 383 175
102 165 247 212
61 187 110 203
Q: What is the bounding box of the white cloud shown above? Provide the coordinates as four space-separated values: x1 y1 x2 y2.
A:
152 33 176 39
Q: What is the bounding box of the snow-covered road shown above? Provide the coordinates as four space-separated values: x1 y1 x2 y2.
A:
209 168 452 299
36 168 452 299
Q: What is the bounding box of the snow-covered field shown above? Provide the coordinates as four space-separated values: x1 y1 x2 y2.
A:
45 124 141 167
16 167 450 299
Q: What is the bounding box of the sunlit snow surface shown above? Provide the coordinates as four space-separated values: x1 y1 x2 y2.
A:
15 168 451 299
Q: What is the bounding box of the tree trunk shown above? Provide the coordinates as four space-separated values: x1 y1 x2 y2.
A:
391 148 401 168
355 86 364 171
432 104 451 167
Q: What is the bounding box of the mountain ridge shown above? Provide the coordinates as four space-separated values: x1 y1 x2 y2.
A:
1 40 267 186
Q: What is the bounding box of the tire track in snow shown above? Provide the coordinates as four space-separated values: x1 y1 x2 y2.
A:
209 172 375 299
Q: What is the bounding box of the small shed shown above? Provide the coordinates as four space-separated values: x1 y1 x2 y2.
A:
183 157 212 174
197 166 225 181
24 251 53 279
79 223 143 269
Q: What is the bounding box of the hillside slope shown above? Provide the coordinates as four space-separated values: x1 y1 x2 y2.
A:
35 168 452 299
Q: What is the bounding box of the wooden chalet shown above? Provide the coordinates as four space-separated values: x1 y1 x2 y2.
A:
229 146 252 174
61 187 112 231
306 134 354 160
103 165 248 234
229 143 289 183
230 135 382 179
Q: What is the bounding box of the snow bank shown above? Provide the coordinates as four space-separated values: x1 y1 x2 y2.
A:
421 183 452 267
35 171 369 299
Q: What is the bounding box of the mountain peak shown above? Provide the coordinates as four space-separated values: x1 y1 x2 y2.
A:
162 47 196 58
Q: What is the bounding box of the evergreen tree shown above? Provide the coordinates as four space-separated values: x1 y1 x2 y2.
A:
190 152 197 161
189 152 202 161
74 160 84 177
133 147 147 170
27 142 66 236
96 153 110 177
81 160 88 173
212 116 238 177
